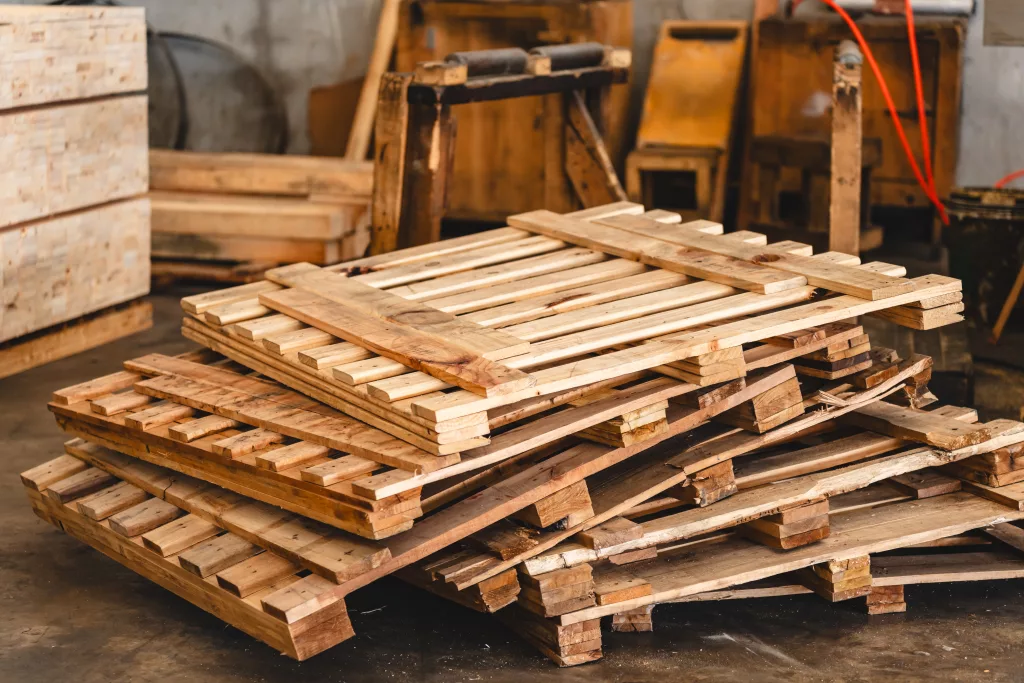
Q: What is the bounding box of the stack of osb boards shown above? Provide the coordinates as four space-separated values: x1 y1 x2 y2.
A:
26 200 1019 667
148 150 373 284
0 5 151 378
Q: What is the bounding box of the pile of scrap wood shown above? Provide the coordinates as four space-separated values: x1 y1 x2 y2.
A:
24 201 1024 666
0 5 152 379
149 150 373 284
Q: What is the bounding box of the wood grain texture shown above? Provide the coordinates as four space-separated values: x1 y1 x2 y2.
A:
0 199 151 342
0 6 146 109
0 95 148 228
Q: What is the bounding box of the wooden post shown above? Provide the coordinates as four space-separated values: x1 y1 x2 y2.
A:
829 40 864 255
400 102 456 249
369 73 412 255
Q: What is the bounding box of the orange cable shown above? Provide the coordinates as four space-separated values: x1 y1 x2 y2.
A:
905 0 937 196
789 0 949 223
995 170 1024 189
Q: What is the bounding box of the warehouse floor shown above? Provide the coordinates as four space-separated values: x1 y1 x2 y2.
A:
4 293 1024 683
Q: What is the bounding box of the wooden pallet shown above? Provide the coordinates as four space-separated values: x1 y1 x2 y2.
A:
0 300 152 380
178 202 961 459
21 453 355 660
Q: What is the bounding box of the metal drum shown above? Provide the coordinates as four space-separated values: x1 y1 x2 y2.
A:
945 188 1024 326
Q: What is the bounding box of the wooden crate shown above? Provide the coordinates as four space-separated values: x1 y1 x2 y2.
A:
739 16 966 237
0 5 147 110
395 0 633 222
1 197 151 343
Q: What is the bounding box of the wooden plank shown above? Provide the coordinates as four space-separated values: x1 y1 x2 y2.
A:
52 371 143 406
150 191 355 240
76 481 148 521
108 497 183 537
216 553 302 598
256 442 331 472
301 456 379 486
411 275 962 422
150 149 372 197
829 44 863 255
508 210 808 294
168 415 241 443
345 0 400 161
45 467 117 504
369 72 413 255
20 455 88 491
601 215 914 300
211 429 287 459
264 265 529 360
182 280 283 315
178 533 262 578
843 402 1000 451
263 327 337 355
141 514 221 557
123 401 196 431
259 287 535 398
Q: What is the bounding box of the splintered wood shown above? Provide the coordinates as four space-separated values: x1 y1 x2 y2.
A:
27 200 1021 667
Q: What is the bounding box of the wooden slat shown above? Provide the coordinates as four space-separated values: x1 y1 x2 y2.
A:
217 552 302 598
601 215 915 300
141 514 221 556
126 355 452 473
266 264 524 360
76 481 149 521
259 287 534 398
108 497 183 537
178 533 262 578
508 210 807 294
255 442 331 472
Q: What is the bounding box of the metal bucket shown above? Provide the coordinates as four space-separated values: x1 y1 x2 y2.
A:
945 187 1024 326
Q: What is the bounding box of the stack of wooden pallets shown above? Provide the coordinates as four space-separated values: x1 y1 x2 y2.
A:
0 5 151 378
23 200 1024 666
149 150 373 284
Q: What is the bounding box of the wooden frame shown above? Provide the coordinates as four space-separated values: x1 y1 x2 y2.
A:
370 49 630 254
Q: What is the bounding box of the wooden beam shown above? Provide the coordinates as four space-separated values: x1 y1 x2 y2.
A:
829 41 864 255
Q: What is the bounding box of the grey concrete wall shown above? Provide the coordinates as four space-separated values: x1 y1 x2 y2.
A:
136 0 383 153
20 0 1017 189
958 0 1024 188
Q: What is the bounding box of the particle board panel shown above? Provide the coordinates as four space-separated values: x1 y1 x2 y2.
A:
0 5 147 110
0 198 151 342
0 95 148 228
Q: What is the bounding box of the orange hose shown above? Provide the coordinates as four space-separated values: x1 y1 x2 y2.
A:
995 170 1024 189
789 0 949 223
905 0 936 197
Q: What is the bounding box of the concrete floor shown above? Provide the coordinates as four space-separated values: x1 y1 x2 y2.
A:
4 293 1024 683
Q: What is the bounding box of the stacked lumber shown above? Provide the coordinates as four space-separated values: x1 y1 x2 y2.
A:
26 201 1021 667
149 150 373 283
0 6 151 377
